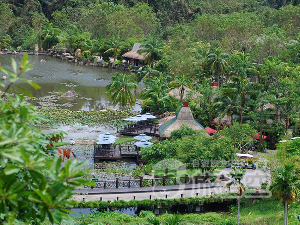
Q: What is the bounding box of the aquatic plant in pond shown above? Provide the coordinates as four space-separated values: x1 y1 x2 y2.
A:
93 161 137 177
33 108 135 128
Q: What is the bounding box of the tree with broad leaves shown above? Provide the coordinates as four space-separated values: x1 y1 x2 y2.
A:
270 164 300 225
0 54 91 224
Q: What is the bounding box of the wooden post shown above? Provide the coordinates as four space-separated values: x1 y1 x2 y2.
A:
128 179 131 188
163 175 166 186
140 176 143 188
116 178 119 189
152 179 154 186
104 181 106 189
185 174 188 184
174 178 177 185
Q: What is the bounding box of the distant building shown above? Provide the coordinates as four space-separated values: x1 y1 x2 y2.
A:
122 43 146 67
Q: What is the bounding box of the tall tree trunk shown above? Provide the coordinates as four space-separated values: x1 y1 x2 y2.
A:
259 104 264 151
275 79 281 123
276 105 281 124
284 200 288 225
180 87 185 102
239 109 243 124
237 196 240 225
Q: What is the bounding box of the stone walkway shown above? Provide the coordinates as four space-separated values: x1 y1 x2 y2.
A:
72 183 229 201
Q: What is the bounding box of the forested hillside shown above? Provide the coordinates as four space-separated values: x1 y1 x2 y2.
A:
1 0 300 149
1 0 300 63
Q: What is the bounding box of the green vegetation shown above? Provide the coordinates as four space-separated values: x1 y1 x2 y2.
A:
106 72 138 108
113 137 135 145
2 1 300 224
0 55 91 224
139 126 236 172
48 197 300 224
33 108 134 128
1 0 300 151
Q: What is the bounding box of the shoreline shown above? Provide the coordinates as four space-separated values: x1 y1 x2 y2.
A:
0 50 138 72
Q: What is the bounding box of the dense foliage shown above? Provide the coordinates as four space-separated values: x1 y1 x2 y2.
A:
1 1 300 146
0 55 91 224
139 126 237 172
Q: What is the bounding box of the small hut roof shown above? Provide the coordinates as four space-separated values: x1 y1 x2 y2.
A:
158 103 206 138
122 43 146 60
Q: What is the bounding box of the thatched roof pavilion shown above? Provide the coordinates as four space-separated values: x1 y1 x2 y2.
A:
158 102 207 138
122 43 147 60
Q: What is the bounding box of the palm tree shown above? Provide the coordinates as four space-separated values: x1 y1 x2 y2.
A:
214 95 238 126
170 74 194 102
141 76 172 114
270 164 300 225
225 167 246 225
136 65 161 83
139 36 165 66
221 75 260 123
206 49 228 87
41 22 61 49
106 72 137 108
104 34 124 62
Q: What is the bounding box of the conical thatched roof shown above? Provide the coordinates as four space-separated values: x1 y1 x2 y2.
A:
159 102 206 138
122 43 147 60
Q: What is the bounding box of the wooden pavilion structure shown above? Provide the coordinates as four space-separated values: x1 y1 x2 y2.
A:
122 43 146 67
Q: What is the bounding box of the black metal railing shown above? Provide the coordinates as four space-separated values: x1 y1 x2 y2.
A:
84 175 208 189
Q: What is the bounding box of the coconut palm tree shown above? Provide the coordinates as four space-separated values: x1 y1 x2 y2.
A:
206 49 228 87
41 22 61 49
136 65 161 83
214 95 238 126
225 167 246 225
221 75 260 123
141 76 172 114
170 74 194 102
270 164 300 225
106 72 137 108
139 36 165 66
104 34 124 62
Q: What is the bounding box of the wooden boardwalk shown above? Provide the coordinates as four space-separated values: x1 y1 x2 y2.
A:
119 123 160 137
94 144 140 163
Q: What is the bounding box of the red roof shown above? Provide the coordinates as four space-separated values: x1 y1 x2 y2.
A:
253 134 267 140
205 127 217 133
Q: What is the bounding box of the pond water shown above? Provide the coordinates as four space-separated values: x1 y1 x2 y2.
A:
0 54 142 112
70 200 234 217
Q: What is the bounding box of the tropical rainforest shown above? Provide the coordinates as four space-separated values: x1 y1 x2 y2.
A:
1 0 300 149
2 1 300 224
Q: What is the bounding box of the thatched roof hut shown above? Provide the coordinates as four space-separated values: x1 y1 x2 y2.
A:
159 102 207 138
122 43 147 60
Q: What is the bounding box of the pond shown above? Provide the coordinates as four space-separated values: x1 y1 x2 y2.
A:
70 200 235 217
0 54 142 112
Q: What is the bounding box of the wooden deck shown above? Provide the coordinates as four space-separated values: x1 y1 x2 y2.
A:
94 144 139 162
120 123 160 137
